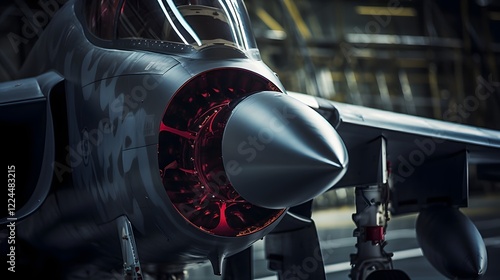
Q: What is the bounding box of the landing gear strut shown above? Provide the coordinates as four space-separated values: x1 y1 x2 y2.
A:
117 216 143 280
349 184 411 280
349 184 394 280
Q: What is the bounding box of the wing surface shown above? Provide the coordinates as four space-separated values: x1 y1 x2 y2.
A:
289 92 500 214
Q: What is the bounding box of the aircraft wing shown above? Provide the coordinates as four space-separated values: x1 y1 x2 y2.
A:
288 91 500 215
0 71 64 224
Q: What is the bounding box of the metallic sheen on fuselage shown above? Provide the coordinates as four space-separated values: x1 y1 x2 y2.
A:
15 0 348 275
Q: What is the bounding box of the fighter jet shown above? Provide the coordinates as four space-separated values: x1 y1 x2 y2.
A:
0 0 498 279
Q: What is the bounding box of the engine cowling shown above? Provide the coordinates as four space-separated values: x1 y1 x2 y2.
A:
158 68 348 237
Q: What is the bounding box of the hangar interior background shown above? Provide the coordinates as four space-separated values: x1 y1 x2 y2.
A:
247 0 500 129
243 0 500 206
0 0 499 202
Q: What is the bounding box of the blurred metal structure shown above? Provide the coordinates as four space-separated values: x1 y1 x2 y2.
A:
1 1 499 129
1 1 498 129
245 0 500 131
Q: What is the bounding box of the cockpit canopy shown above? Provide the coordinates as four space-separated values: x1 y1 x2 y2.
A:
83 0 260 59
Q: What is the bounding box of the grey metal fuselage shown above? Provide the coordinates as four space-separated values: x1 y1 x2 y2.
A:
17 0 285 269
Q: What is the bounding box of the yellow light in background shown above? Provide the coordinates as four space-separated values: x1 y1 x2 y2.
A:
355 6 417 17
283 0 312 39
256 8 284 32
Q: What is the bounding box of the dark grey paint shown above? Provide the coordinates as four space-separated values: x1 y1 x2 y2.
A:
222 91 348 209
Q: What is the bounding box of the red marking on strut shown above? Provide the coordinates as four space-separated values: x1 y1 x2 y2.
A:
365 226 385 242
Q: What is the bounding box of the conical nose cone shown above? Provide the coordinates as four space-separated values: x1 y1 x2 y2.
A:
222 91 348 209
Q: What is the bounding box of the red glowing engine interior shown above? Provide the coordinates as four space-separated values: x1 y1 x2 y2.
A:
158 68 285 237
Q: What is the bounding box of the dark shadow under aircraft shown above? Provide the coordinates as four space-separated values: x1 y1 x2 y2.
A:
0 0 499 279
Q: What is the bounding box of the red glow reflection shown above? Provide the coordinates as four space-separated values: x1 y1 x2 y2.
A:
158 69 284 237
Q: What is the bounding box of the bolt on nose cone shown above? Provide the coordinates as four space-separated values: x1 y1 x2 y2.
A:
222 91 348 209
